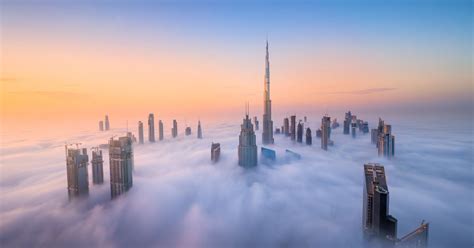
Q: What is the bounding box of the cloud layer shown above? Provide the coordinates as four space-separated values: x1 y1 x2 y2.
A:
0 116 472 247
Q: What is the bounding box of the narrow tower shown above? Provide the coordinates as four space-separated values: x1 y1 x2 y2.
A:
262 40 274 145
197 120 203 139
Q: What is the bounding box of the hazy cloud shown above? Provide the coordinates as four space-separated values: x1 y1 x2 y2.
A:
321 88 397 95
0 116 472 247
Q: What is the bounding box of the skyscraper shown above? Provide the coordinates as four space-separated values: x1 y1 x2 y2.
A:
343 111 351 135
238 108 258 168
297 121 303 143
172 120 178 138
197 120 203 139
306 127 312 145
321 116 331 150
185 126 192 136
351 119 357 138
378 124 395 159
262 40 274 145
109 135 134 199
148 113 155 142
65 145 89 198
363 163 397 245
105 115 110 131
138 121 144 144
91 147 104 184
211 143 220 163
284 117 290 136
290 115 296 141
99 121 104 131
159 120 164 141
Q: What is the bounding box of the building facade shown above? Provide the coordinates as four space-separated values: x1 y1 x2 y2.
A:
148 113 155 142
109 136 134 199
65 146 89 198
238 112 258 168
138 121 144 144
321 116 331 150
91 148 104 184
262 40 274 145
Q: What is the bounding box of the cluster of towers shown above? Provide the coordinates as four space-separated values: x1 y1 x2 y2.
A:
98 115 110 131
371 118 395 159
343 111 369 138
65 134 134 200
363 163 428 247
137 114 203 144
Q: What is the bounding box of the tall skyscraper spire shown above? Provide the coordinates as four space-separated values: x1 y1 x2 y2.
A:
262 40 274 145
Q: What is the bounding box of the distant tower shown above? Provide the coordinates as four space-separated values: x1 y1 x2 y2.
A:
158 120 164 141
109 135 134 199
363 163 397 245
262 40 274 145
148 114 155 142
197 120 203 139
91 147 104 184
305 128 312 145
211 142 220 163
138 121 144 144
99 121 104 131
185 126 192 136
378 123 395 159
284 118 290 136
65 145 89 198
321 116 331 150
172 120 178 138
343 111 351 135
238 106 258 168
105 115 110 131
351 120 357 138
297 121 303 143
290 115 296 141
254 116 259 131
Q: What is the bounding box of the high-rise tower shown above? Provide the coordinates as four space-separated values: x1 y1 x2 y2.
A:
91 147 104 184
65 145 89 198
262 40 274 145
148 113 155 142
138 121 144 144
238 105 258 168
158 120 164 141
197 120 203 139
109 135 134 199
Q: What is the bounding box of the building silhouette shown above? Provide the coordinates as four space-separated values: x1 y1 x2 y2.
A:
321 116 331 150
306 127 312 145
297 121 303 143
138 121 144 144
254 116 259 131
331 118 340 129
148 113 155 142
351 119 357 138
197 120 203 139
172 120 178 138
65 145 89 198
159 120 164 141
211 143 220 163
99 121 104 131
91 147 104 184
105 115 110 131
238 107 258 168
185 126 192 136
262 40 274 145
378 124 395 159
343 111 351 134
109 135 134 199
290 115 296 141
363 163 397 246
284 117 290 136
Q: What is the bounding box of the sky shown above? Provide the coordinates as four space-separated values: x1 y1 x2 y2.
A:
0 117 472 247
1 0 472 133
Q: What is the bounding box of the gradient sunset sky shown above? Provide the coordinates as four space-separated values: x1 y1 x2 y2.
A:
1 0 472 130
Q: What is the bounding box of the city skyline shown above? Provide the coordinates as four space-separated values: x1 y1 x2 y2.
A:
1 1 472 132
0 1 472 247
